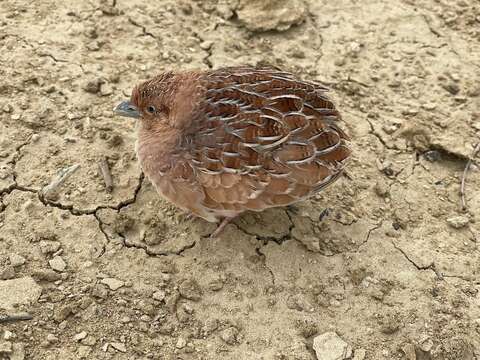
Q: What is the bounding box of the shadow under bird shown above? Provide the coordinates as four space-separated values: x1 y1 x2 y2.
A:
114 66 351 238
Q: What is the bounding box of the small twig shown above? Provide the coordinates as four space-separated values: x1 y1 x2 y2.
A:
41 164 80 199
461 143 480 211
98 157 113 193
346 76 371 88
0 312 33 323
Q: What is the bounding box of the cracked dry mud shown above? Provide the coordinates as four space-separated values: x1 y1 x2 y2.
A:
1 0 479 359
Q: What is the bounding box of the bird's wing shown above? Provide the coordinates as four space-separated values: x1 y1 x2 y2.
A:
185 67 351 213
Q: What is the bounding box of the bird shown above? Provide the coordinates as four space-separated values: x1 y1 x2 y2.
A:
114 66 351 238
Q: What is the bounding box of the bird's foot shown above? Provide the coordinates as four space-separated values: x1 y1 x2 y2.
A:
184 213 195 221
209 217 235 239
181 211 200 222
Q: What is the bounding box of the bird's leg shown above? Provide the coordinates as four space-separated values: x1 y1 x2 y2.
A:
184 212 196 221
209 217 235 239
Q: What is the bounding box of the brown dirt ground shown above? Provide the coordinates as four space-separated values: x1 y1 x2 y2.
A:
1 0 480 359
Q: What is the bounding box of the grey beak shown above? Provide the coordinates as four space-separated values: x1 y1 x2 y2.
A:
114 100 140 119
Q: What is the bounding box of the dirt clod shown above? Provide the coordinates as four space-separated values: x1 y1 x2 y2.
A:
313 332 352 360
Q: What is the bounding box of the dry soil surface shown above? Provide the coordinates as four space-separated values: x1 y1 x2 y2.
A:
1 0 480 359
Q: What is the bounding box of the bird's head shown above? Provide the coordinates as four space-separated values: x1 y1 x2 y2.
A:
114 71 200 132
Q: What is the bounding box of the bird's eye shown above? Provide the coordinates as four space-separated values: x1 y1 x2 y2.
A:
146 105 156 114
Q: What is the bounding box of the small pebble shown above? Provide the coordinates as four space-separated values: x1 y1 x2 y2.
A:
422 102 437 111
110 342 126 353
152 290 166 301
176 337 186 349
0 266 15 280
100 83 113 96
101 278 124 291
46 334 58 343
442 82 460 95
49 256 66 272
313 332 352 360
74 331 88 342
3 331 14 340
446 215 469 229
9 254 26 267
220 327 239 345
2 104 12 113
83 78 103 94
179 279 202 301
423 150 441 162
140 315 151 322
33 269 62 282
353 348 367 360
199 41 213 50
39 241 61 255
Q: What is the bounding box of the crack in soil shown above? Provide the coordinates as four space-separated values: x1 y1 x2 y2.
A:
360 221 383 247
235 208 295 246
365 118 397 151
255 245 276 286
392 241 443 280
3 172 196 258
40 171 144 215
119 230 197 257
4 34 87 73
127 17 157 39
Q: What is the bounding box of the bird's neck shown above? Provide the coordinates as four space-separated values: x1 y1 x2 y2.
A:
135 124 181 177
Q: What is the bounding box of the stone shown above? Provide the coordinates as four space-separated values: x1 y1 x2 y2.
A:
92 284 108 298
152 290 166 301
220 327 239 345
176 337 186 349
199 41 213 50
83 78 103 94
46 334 58 343
100 83 113 96
77 345 91 358
110 342 126 353
49 256 66 272
353 348 366 360
101 278 124 291
179 279 202 301
2 104 12 113
237 0 306 32
313 332 352 360
74 331 88 342
446 215 470 229
39 241 61 255
0 265 15 280
33 270 62 282
9 254 26 267
0 277 42 310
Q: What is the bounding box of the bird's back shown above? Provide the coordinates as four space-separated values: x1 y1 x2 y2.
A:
171 66 351 220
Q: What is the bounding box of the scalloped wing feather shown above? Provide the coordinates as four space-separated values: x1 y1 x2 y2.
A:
180 67 351 219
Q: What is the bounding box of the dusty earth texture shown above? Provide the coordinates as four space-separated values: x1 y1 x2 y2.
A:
1 0 480 359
